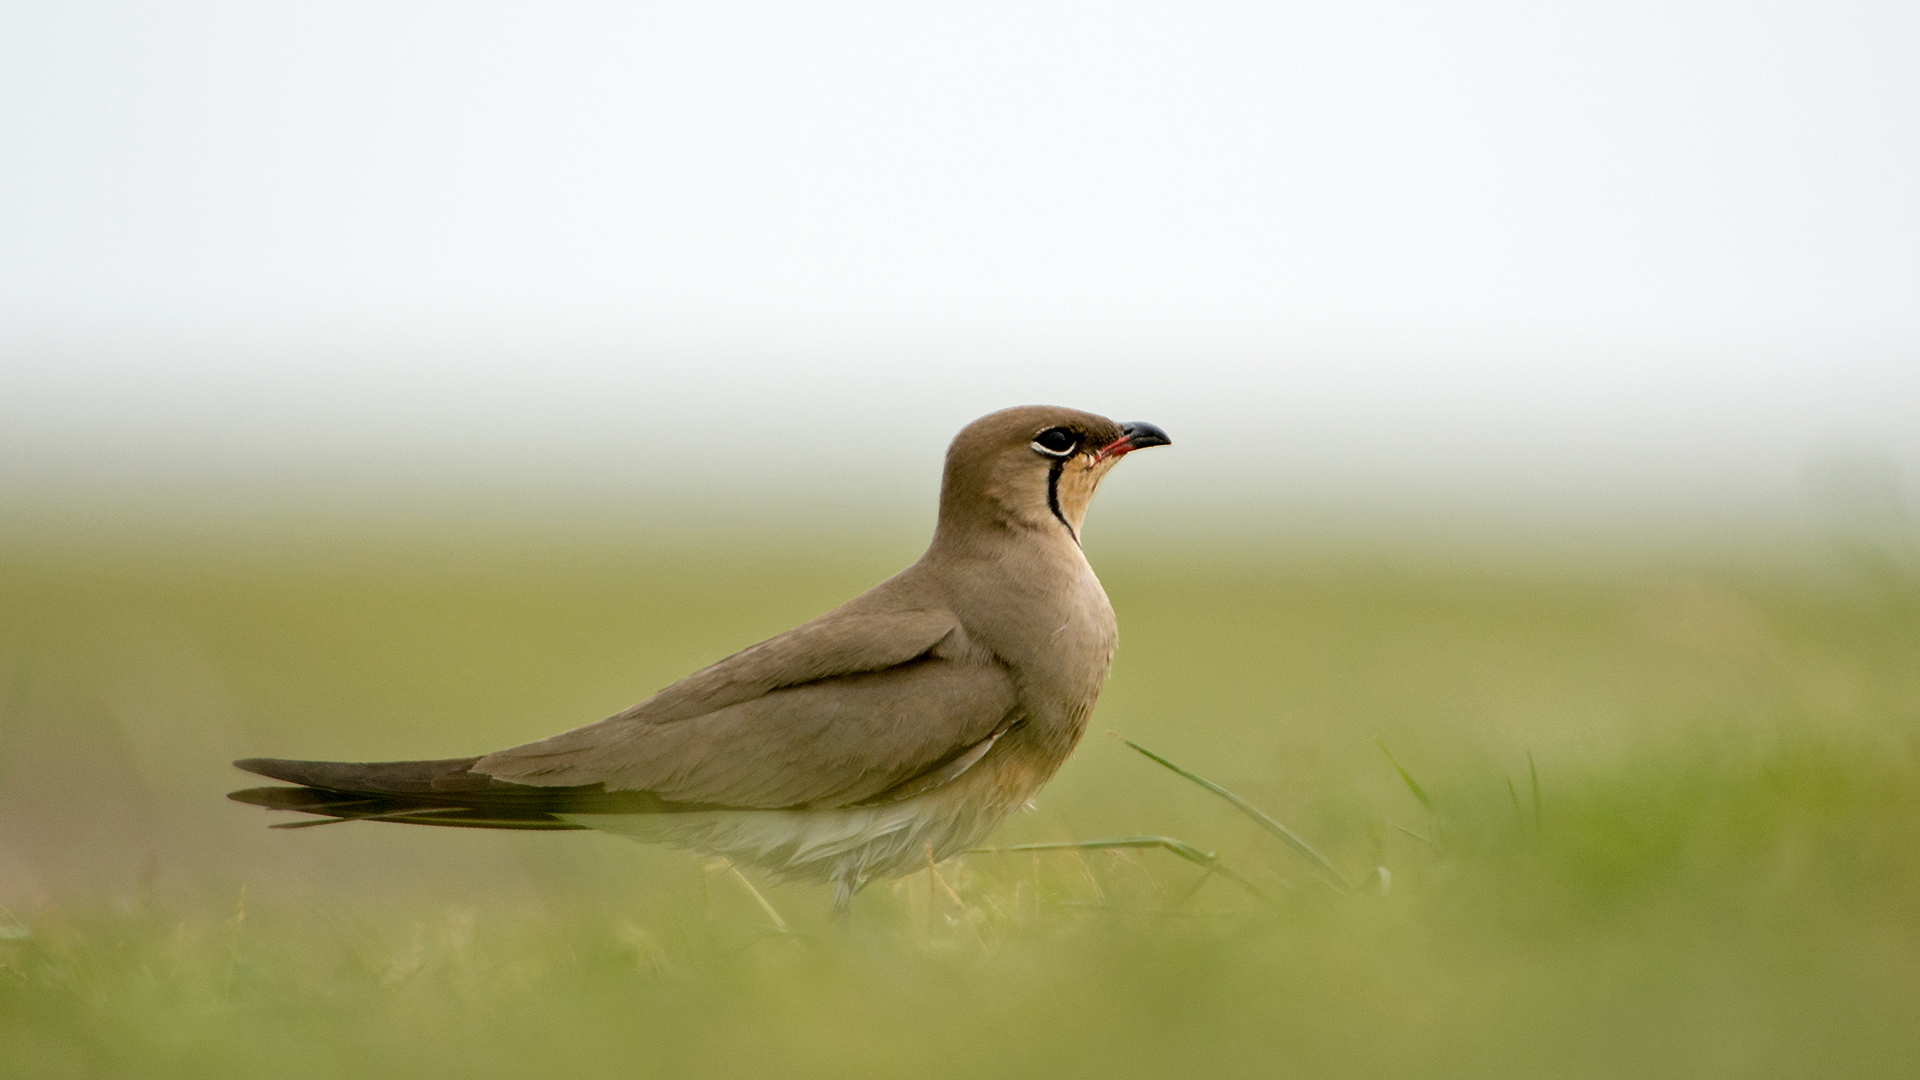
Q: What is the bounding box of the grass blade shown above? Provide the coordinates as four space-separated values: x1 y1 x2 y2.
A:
1529 751 1543 831
1390 822 1438 849
1112 735 1356 891
725 862 791 934
973 835 1273 902
1377 740 1434 812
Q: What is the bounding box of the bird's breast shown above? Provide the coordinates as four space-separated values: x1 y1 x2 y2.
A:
1047 558 1119 691
949 544 1116 747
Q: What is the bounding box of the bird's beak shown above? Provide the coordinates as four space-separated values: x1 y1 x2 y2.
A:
1090 421 1172 463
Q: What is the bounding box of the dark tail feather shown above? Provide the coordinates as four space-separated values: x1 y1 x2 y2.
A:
228 785 591 829
234 755 512 794
229 756 715 831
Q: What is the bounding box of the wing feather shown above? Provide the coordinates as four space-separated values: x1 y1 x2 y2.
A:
475 604 1020 808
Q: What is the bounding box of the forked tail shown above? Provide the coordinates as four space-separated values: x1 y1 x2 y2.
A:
229 756 706 830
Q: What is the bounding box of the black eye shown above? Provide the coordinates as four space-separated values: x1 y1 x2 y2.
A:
1031 427 1078 457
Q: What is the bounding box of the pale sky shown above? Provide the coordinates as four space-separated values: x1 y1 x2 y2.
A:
2 2 1916 529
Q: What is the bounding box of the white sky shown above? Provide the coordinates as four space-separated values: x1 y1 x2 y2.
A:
2 2 1916 529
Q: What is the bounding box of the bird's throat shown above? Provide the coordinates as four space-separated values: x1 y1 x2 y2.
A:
1045 459 1078 545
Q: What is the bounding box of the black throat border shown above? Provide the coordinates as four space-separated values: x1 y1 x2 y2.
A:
1046 459 1079 545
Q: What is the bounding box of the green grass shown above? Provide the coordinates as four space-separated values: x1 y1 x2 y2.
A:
2 522 1917 1078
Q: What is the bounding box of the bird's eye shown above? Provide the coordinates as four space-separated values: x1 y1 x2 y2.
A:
1031 428 1078 457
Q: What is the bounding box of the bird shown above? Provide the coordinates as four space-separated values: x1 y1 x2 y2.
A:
230 405 1171 912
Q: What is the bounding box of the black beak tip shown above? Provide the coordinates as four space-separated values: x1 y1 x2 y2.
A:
1120 421 1172 450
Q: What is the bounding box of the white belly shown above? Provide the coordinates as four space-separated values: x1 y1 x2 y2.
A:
564 791 1010 902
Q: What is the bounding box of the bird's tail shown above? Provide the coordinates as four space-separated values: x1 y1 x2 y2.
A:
229 756 690 830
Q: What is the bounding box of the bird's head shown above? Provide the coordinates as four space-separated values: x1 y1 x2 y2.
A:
936 405 1171 545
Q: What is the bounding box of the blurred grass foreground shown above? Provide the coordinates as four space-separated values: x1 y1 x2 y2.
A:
2 516 1918 1079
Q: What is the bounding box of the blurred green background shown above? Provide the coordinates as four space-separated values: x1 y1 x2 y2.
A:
3 508 1916 1079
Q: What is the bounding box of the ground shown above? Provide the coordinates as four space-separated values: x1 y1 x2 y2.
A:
3 523 1916 1078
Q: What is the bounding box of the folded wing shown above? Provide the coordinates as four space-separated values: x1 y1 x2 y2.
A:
474 605 1021 809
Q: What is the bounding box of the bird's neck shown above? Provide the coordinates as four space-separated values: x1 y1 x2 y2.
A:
926 514 1086 567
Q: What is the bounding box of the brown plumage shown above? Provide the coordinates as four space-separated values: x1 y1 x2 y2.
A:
231 405 1170 910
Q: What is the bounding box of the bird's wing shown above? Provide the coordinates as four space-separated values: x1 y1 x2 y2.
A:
473 606 1021 808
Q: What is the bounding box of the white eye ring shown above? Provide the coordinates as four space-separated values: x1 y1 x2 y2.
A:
1030 430 1078 458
